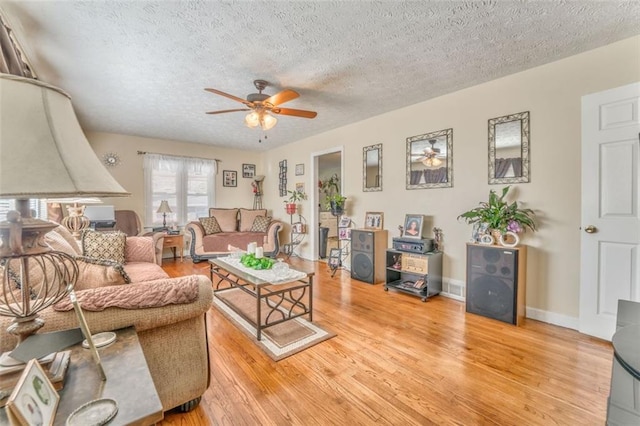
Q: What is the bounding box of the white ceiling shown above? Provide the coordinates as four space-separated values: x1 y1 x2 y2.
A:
2 1 639 151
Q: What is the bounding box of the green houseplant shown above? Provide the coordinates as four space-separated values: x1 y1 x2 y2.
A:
458 186 537 235
319 173 346 215
284 189 307 215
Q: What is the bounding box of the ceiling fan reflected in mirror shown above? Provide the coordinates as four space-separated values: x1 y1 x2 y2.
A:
415 139 444 168
205 79 317 131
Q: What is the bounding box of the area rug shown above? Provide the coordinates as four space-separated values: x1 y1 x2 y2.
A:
213 288 336 361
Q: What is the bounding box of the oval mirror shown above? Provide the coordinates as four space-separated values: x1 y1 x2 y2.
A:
406 128 453 189
363 144 382 192
488 111 530 184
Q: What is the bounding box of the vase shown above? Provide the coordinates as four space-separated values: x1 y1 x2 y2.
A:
330 201 344 217
491 229 502 245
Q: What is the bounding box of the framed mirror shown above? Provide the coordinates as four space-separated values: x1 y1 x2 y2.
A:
363 143 382 192
488 111 530 184
406 128 453 189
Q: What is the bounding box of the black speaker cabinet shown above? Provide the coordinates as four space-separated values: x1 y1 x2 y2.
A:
351 229 388 284
466 243 527 325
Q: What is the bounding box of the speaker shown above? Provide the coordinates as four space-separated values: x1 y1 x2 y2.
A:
351 229 387 284
466 244 526 325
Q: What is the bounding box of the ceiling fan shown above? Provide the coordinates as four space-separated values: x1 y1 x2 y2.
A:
413 139 444 167
205 79 317 131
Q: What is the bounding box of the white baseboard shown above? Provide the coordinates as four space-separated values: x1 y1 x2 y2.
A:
438 277 579 330
525 307 579 330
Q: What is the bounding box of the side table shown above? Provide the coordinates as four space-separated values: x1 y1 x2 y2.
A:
163 234 184 261
0 327 163 426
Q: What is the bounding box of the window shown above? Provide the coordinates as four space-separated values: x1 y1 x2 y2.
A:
0 199 47 221
143 154 216 226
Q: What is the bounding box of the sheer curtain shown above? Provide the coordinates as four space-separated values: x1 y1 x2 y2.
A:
143 154 216 226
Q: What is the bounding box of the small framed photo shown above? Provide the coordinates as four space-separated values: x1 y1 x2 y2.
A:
295 163 304 176
6 359 60 426
364 212 384 230
223 170 237 187
338 228 351 240
338 215 351 228
402 214 425 239
328 248 342 268
242 164 256 178
295 182 305 193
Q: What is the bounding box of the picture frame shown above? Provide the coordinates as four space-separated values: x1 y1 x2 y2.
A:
242 164 256 178
364 212 383 230
6 358 59 426
328 248 342 268
338 228 351 240
295 182 305 193
338 215 351 228
402 214 425 239
223 170 237 187
295 163 304 176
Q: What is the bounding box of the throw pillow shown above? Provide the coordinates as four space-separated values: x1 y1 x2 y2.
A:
239 208 267 232
199 216 221 235
74 256 131 290
208 208 238 232
81 230 126 264
250 215 272 233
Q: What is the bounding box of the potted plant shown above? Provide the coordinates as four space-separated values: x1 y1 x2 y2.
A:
458 186 536 245
284 189 307 215
319 173 346 216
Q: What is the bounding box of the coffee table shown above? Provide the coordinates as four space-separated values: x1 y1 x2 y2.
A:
209 258 314 340
0 327 163 426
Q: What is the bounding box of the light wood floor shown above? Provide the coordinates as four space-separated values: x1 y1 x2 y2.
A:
158 257 613 425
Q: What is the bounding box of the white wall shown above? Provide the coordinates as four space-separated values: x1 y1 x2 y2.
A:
87 132 263 222
262 35 640 321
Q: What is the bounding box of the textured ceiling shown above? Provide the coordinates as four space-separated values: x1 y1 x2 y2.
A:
2 1 639 151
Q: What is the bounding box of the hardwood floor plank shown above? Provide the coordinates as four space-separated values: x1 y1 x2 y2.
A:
158 257 612 425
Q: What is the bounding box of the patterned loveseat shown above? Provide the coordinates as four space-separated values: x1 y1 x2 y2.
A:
186 208 282 262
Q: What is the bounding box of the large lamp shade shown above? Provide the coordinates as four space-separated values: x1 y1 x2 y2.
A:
0 73 130 199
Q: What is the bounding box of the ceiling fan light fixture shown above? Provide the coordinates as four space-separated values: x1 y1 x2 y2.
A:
245 111 260 128
260 113 277 131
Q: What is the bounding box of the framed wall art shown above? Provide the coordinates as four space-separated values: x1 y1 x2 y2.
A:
279 160 287 196
295 163 304 176
223 170 237 187
242 163 256 178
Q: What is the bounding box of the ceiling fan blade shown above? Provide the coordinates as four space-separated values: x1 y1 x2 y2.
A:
204 88 252 106
206 109 251 115
272 107 317 119
264 89 299 106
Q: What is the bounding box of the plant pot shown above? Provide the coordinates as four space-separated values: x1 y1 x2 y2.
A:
491 229 502 245
329 201 344 217
285 203 297 215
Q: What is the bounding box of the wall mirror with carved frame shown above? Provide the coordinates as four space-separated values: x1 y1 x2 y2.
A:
363 143 382 192
488 111 530 184
406 128 453 189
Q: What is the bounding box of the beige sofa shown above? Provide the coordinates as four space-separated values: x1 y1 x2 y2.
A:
0 226 213 413
186 208 283 262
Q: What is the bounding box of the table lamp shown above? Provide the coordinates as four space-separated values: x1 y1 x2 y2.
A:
156 200 172 228
0 73 130 350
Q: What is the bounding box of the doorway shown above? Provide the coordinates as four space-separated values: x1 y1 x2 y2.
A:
579 82 640 340
309 147 343 260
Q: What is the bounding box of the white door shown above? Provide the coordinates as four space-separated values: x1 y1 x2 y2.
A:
579 82 640 341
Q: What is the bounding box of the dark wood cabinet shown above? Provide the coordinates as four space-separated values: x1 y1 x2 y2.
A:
384 248 442 302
